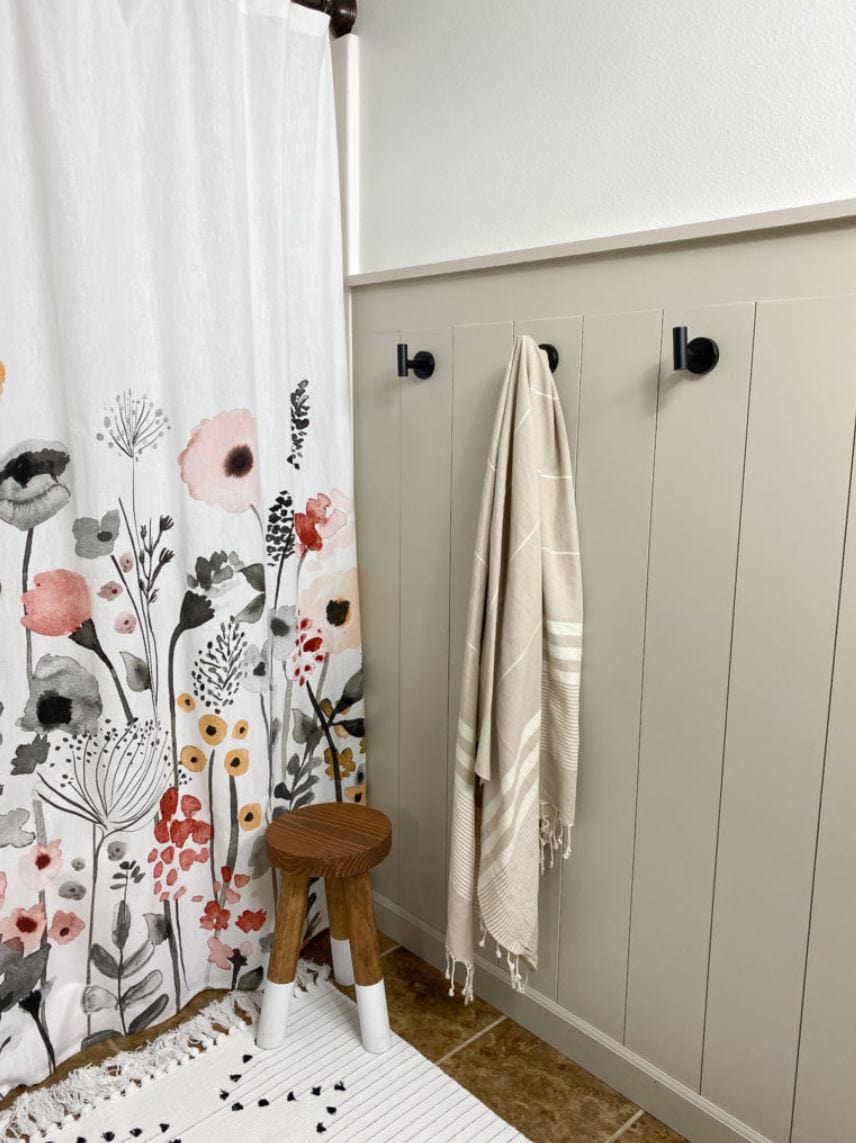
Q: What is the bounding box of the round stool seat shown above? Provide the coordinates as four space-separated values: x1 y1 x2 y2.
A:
265 802 391 878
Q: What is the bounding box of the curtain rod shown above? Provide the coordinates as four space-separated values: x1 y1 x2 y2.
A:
292 0 356 37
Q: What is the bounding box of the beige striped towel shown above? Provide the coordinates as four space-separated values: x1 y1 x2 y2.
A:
446 335 582 1002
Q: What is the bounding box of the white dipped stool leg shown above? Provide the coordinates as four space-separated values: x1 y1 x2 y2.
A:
325 876 355 987
331 937 354 987
345 872 392 1054
256 870 308 1051
257 980 294 1050
355 980 391 1054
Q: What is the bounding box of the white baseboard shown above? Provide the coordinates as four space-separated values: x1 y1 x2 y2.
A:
372 892 775 1143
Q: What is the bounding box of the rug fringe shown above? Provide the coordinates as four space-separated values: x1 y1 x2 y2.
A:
0 959 331 1142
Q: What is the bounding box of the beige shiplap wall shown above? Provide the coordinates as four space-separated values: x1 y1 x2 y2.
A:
351 216 856 1143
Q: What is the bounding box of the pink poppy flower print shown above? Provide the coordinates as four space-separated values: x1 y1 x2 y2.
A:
0 872 6 912
48 910 85 945
21 570 91 636
178 409 260 513
98 581 123 601
301 567 361 654
207 936 233 970
114 611 137 635
0 904 46 954
19 839 63 891
118 552 134 573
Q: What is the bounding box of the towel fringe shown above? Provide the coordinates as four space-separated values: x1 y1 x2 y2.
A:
539 804 574 871
445 952 475 1005
0 960 331 1142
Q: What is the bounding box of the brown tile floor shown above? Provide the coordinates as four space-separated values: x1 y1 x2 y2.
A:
1 933 687 1143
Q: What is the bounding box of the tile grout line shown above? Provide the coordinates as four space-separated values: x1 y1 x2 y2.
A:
380 943 401 958
603 1108 645 1143
434 1015 507 1066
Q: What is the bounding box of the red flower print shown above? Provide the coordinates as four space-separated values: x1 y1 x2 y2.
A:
288 618 326 687
48 910 85 945
21 570 91 636
98 580 123 601
182 794 202 815
160 787 179 820
234 873 250 889
0 904 46 955
151 786 213 899
295 493 333 553
236 909 266 934
114 611 137 635
18 839 62 891
199 900 231 931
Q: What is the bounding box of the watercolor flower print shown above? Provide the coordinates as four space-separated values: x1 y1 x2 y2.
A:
0 378 365 1092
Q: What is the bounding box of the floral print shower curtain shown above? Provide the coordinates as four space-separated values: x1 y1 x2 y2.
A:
0 0 363 1092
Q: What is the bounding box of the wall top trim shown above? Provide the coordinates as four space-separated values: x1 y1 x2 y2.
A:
346 198 856 289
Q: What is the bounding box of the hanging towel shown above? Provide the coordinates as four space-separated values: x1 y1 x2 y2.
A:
446 335 583 1002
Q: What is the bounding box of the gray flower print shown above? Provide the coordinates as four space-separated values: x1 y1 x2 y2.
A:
72 508 121 558
0 807 36 848
19 655 103 735
0 440 71 530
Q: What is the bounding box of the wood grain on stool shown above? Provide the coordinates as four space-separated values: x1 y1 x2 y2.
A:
266 872 308 984
344 872 383 986
326 875 350 943
266 803 391 877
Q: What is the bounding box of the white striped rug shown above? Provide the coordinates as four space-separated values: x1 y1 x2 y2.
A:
1 962 528 1143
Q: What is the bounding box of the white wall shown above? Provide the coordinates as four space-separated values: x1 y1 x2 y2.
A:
356 0 856 273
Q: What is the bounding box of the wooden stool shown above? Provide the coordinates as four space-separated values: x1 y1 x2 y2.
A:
256 803 393 1055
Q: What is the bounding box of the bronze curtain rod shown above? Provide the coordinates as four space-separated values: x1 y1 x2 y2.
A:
292 0 356 37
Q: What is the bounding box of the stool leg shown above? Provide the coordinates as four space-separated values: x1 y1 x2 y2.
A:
257 871 308 1050
344 873 391 1054
325 876 354 987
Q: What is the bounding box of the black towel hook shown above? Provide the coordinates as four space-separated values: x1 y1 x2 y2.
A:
672 327 719 375
539 343 560 373
397 343 435 381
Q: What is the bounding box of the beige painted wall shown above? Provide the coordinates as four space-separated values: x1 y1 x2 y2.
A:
352 215 856 1143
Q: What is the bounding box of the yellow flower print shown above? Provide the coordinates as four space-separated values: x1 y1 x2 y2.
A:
180 745 206 772
232 719 249 740
0 360 5 398
177 692 196 712
238 803 262 830
224 748 250 777
325 746 356 781
198 713 226 746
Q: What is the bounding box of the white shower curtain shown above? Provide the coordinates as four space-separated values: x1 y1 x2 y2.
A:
0 0 363 1093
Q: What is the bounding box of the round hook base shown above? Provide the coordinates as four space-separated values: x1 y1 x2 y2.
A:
685 336 719 375
410 351 435 380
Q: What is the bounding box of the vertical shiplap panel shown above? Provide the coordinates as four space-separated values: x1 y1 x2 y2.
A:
557 309 662 1039
625 304 755 1087
792 407 856 1143
513 316 583 1000
354 329 401 903
447 321 515 877
399 326 453 930
702 295 856 1141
